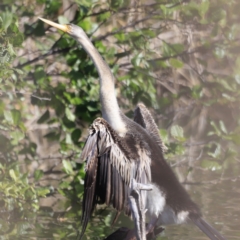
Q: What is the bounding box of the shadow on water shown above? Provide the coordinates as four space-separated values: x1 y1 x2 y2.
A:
1 162 239 239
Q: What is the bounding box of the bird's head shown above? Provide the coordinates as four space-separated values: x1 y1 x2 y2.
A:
39 17 88 41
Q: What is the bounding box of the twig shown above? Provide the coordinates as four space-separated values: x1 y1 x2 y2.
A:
31 94 51 101
16 47 72 68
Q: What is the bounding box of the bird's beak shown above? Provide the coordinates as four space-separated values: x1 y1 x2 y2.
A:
38 17 70 33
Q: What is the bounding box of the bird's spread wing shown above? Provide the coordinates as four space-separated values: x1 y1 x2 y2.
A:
133 103 167 153
78 117 151 239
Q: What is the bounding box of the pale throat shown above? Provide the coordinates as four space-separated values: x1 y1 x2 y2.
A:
79 36 127 135
101 90 127 135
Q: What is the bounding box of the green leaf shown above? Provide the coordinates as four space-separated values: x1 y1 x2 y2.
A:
37 187 50 197
65 108 76 121
228 134 240 145
110 0 123 9
222 93 235 102
20 173 29 184
219 120 227 134
4 110 13 124
65 133 72 144
59 180 70 189
210 121 221 136
58 15 69 25
14 68 24 75
200 0 210 17
170 44 185 54
37 110 50 124
169 58 184 68
170 125 185 141
159 129 168 144
62 160 73 174
1 11 13 31
19 122 27 132
70 97 82 105
34 170 44 181
71 129 81 143
115 32 125 42
208 144 221 158
201 160 222 171
8 43 16 56
34 66 46 82
10 130 24 145
11 109 21 125
44 131 60 141
9 169 17 181
211 9 226 23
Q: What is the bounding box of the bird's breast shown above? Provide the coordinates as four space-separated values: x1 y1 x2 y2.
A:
146 183 189 226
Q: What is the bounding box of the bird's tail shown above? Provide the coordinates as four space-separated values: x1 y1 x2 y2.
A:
192 217 227 240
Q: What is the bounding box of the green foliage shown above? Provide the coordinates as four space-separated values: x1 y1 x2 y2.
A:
170 125 185 142
0 163 48 208
0 8 50 236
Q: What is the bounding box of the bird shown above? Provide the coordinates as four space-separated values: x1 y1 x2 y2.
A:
39 18 227 240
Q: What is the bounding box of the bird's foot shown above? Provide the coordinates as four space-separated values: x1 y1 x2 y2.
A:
129 179 152 240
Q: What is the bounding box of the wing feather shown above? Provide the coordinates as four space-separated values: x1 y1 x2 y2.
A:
98 152 107 202
79 134 97 162
118 170 124 211
79 144 98 239
79 117 151 239
105 152 112 205
134 103 167 153
112 165 118 209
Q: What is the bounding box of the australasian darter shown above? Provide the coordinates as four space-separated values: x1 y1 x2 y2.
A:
39 17 227 240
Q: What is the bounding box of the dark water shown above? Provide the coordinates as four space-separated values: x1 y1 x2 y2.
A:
2 162 239 240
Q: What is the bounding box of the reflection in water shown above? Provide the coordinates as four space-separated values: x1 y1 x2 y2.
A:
1 163 239 239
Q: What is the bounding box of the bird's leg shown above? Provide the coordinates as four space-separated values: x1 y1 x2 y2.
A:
129 179 152 240
129 193 144 240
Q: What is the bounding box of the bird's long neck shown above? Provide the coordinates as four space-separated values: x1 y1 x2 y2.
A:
77 37 127 134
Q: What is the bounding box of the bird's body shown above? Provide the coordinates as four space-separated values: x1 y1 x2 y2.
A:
39 18 227 240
